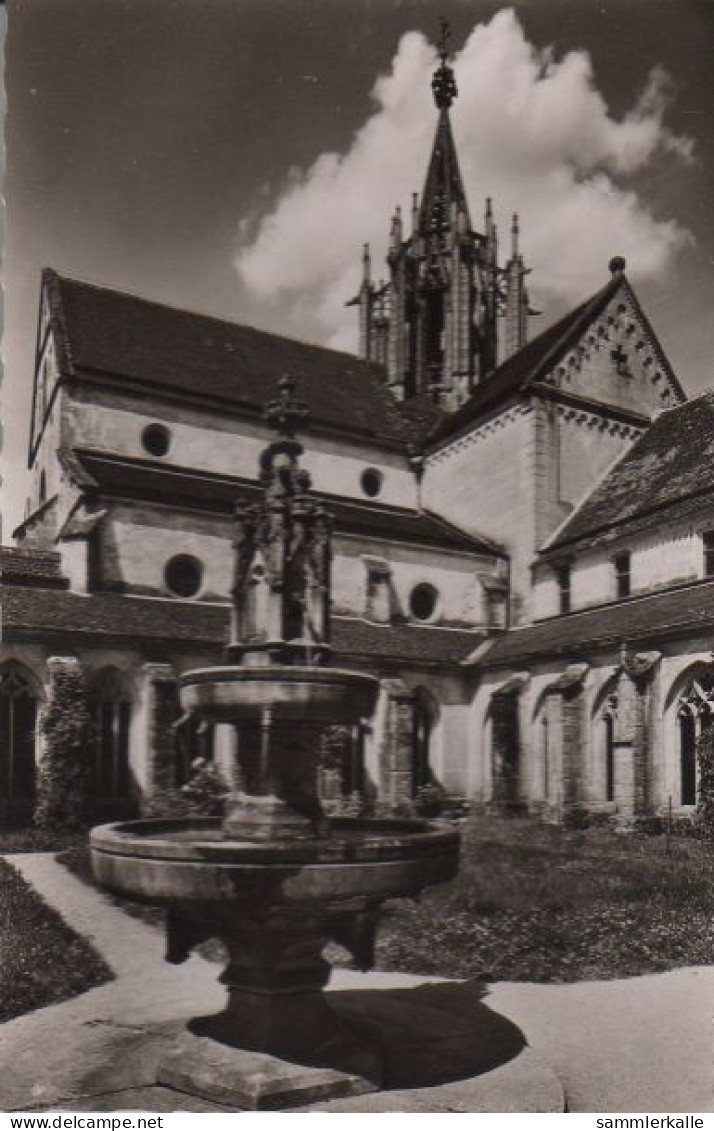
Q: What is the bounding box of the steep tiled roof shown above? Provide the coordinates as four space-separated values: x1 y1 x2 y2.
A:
395 391 447 442
0 547 68 589
45 270 417 449
2 585 481 665
427 271 685 450
543 391 714 555
69 449 502 556
428 276 622 446
334 618 484 663
476 579 714 668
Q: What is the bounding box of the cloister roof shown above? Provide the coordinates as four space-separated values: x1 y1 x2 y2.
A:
542 391 714 556
0 547 68 588
475 578 714 668
3 584 482 667
68 448 502 556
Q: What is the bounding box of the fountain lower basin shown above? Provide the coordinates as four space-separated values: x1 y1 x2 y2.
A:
90 816 459 906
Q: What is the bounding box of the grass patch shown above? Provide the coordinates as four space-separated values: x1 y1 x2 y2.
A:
376 815 714 982
57 816 714 984
0 857 112 1022
0 827 89 853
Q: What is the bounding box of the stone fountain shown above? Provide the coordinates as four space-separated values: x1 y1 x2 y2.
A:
90 377 460 1109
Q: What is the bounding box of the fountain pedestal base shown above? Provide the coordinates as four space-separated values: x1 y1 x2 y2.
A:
161 907 382 1107
157 1030 379 1110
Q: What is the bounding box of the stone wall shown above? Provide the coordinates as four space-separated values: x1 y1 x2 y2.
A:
533 520 712 620
94 503 496 629
64 384 418 509
423 405 536 624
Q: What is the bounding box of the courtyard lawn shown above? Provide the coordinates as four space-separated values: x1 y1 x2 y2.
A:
57 815 714 983
0 857 112 1022
375 815 714 983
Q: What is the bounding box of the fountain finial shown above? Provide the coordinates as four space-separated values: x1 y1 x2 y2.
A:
264 374 309 439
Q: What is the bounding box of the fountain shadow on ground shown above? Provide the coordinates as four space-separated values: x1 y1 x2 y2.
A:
331 980 525 1089
189 979 524 1090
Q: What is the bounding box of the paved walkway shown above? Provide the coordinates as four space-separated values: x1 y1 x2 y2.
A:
1 853 712 1112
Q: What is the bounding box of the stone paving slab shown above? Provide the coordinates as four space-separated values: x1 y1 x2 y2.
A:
43 1088 233 1114
488 969 714 1113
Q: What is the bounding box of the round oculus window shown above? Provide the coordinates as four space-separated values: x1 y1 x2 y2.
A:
360 468 383 498
142 423 171 458
410 583 438 621
165 554 203 598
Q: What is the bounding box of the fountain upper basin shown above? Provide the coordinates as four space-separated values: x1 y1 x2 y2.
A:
90 817 460 907
179 666 379 724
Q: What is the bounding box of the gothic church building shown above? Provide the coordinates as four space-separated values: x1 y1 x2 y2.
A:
2 44 713 828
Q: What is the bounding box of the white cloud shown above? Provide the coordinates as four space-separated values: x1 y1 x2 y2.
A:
234 8 693 353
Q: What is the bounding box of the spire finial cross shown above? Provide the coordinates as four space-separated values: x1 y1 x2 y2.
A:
438 16 451 64
431 18 457 110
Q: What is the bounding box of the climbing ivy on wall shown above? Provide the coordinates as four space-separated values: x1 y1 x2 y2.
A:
695 725 714 837
35 657 93 830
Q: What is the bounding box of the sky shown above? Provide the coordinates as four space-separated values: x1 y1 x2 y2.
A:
2 0 713 536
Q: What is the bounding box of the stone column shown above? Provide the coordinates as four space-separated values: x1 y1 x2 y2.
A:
214 724 240 790
378 679 415 812
547 663 589 823
542 692 564 816
37 655 91 828
140 663 180 804
538 660 588 823
616 650 661 823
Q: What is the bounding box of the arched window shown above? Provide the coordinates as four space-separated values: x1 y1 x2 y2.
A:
39 470 47 505
679 713 697 806
90 669 131 800
602 696 617 804
490 689 521 807
591 681 619 805
0 664 39 802
676 670 714 807
536 707 550 803
412 688 438 795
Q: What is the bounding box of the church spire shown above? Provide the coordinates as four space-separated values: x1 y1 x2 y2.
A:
419 21 469 235
350 19 537 408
